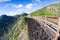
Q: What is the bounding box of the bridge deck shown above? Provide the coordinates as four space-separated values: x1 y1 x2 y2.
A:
26 16 60 40
47 17 59 24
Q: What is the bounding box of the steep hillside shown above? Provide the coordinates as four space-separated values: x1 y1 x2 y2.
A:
0 13 28 40
30 3 60 16
6 16 28 40
0 15 17 36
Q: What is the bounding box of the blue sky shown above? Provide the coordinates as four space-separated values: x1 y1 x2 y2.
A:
0 0 60 16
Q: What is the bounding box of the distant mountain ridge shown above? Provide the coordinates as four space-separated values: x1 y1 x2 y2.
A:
0 15 17 36
0 13 28 40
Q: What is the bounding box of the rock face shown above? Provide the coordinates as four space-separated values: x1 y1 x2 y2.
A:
26 17 58 40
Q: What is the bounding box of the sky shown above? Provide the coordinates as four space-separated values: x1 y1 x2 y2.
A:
0 0 60 16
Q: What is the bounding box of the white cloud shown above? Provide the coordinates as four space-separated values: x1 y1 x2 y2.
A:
32 0 41 3
7 9 24 16
5 3 34 16
5 4 11 8
5 4 23 8
0 0 11 2
32 0 41 5
25 3 33 9
12 4 23 8
8 12 14 16
35 0 41 2
17 9 24 11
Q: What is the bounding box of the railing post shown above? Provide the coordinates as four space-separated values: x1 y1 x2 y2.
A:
58 17 60 29
55 17 60 40
45 16 47 29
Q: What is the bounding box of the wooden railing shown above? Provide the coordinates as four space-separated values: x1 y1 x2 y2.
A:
40 16 60 40
27 16 60 40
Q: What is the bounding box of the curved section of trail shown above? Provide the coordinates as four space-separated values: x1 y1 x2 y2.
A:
18 29 27 40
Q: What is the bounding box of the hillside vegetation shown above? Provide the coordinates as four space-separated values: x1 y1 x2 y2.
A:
30 3 60 16
0 13 28 40
6 16 28 40
0 15 17 37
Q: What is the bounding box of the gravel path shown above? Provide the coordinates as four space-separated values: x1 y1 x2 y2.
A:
18 29 27 40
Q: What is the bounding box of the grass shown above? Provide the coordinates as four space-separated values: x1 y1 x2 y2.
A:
6 16 28 40
30 2 60 16
25 34 29 40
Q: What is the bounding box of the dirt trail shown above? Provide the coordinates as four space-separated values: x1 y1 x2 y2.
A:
18 29 27 40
